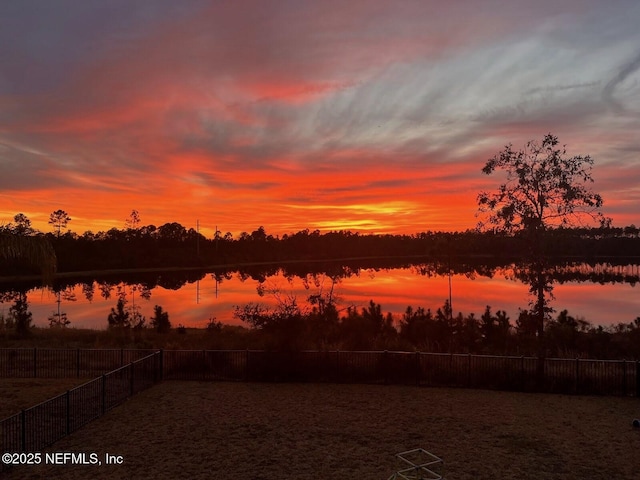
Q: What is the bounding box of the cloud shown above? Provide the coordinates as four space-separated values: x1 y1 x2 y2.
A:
1 1 639 234
602 50 640 115
525 81 600 95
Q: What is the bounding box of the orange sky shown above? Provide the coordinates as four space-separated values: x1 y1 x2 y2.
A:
1 1 639 237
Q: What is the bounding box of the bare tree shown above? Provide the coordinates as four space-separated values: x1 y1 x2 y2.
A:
125 209 141 230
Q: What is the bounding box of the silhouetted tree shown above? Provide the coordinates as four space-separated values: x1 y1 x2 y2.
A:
81 282 95 302
150 305 171 333
125 209 141 230
9 292 32 337
49 209 71 237
131 310 146 331
477 134 609 233
477 134 610 359
233 298 306 351
480 306 511 353
157 222 188 242
107 298 130 329
340 301 397 350
306 275 341 349
515 310 538 354
545 309 590 356
400 306 438 351
48 287 75 328
12 213 34 235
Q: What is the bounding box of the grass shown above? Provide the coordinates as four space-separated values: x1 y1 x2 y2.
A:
4 382 640 480
0 325 253 350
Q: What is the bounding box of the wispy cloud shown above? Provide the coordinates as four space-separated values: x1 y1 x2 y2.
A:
1 0 639 234
602 50 640 115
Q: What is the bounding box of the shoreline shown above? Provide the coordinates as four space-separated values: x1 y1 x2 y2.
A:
2 253 639 284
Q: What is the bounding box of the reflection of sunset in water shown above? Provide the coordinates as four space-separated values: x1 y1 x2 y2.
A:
15 267 640 330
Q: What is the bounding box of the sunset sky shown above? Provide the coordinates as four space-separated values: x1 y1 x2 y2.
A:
1 0 639 238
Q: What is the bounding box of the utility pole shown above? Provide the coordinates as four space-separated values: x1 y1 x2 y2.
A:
448 268 453 320
196 219 200 257
447 236 453 320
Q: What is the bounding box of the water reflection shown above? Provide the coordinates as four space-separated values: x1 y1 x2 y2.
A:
1 260 638 330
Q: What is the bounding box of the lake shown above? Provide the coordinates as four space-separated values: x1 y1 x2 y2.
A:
3 260 639 330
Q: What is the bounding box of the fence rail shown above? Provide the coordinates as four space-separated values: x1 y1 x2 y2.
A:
1 349 638 397
0 348 157 378
0 351 161 474
159 349 640 396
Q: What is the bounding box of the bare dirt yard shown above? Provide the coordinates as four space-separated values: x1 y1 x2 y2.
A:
4 382 640 480
0 378 91 420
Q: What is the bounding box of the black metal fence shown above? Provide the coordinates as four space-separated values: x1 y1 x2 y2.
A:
1 349 638 397
160 350 640 396
0 351 161 473
1 349 638 473
1 349 638 396
0 348 157 378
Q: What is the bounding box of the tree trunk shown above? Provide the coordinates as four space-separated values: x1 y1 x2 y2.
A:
535 270 546 389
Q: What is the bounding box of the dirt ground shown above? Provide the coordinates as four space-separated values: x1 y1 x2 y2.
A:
3 381 640 480
0 378 91 420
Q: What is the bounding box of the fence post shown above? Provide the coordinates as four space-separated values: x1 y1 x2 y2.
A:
120 348 124 367
245 350 250 382
33 348 37 378
101 374 106 414
66 390 70 435
129 363 134 396
622 360 627 396
21 409 26 452
415 351 420 387
384 350 389 385
290 350 296 382
520 356 525 390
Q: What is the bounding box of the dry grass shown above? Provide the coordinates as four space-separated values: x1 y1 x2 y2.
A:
4 382 640 480
0 325 252 350
0 378 91 420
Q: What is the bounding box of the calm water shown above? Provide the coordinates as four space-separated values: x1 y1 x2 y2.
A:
4 262 640 330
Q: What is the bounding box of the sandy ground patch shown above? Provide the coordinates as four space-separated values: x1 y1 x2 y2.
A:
0 378 91 420
4 382 640 479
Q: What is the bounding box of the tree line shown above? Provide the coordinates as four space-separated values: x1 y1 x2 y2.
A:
227 289 640 359
2 211 640 276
